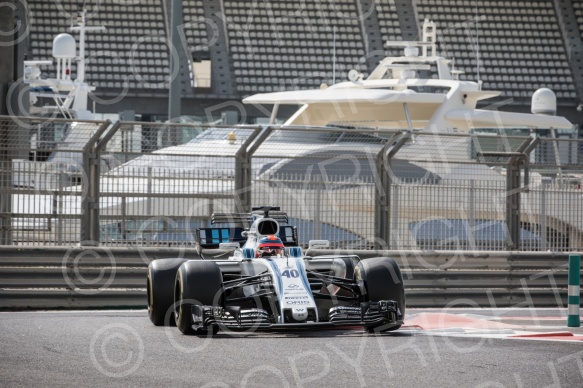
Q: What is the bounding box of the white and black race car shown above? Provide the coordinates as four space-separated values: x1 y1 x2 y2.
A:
147 206 405 335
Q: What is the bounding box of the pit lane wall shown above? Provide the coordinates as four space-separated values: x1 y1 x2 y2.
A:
0 246 580 309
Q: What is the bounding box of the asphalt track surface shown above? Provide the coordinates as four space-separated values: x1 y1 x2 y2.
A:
1 309 583 388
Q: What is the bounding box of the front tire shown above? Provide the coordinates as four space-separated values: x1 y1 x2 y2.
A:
147 258 188 326
175 261 224 335
356 257 405 332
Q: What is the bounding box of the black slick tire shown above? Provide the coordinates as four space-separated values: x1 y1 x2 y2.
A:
356 257 405 331
175 260 223 335
147 258 188 326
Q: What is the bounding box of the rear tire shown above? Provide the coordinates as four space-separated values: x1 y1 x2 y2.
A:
356 257 405 332
175 261 224 335
147 258 188 326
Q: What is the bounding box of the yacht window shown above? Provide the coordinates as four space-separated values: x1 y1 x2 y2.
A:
267 130 341 144
337 132 386 144
471 127 531 136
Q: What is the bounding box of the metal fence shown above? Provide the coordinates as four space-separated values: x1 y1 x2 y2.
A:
1 115 582 251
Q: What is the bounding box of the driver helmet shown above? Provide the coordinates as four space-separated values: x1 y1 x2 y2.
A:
256 235 284 257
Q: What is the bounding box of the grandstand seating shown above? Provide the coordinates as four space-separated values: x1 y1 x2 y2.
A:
223 0 368 94
374 0 403 56
415 0 577 100
183 0 210 59
574 1 583 40
26 0 579 104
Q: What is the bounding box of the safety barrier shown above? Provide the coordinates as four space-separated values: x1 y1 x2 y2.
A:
0 246 580 309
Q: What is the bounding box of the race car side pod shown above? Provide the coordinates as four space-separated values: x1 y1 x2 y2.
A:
567 254 580 328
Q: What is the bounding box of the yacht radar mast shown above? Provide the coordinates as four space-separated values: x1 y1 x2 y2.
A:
70 10 106 83
23 9 105 119
367 19 455 81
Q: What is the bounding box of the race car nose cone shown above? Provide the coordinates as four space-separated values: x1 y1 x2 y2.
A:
292 308 308 321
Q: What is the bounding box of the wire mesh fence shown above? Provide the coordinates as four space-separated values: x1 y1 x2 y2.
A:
0 116 109 245
394 180 509 250
1 115 582 250
97 121 256 246
253 174 376 249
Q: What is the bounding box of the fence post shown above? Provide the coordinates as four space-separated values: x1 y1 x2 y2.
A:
314 174 322 240
505 159 521 250
480 138 538 251
468 180 476 248
391 183 399 248
56 169 65 244
0 120 13 244
146 166 152 216
234 126 272 213
374 152 390 250
374 132 409 249
540 181 547 251
80 120 116 246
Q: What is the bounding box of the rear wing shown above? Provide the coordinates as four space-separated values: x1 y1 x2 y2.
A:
203 207 297 249
196 227 246 249
196 225 298 249
211 210 288 225
211 213 253 225
252 211 288 223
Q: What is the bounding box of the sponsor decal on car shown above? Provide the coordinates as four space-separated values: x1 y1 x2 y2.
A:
283 290 309 295
286 300 310 305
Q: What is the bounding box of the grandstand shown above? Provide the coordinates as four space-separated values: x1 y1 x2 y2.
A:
225 0 369 93
416 0 576 100
25 0 583 124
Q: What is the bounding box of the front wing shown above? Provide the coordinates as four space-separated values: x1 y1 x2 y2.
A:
190 300 403 332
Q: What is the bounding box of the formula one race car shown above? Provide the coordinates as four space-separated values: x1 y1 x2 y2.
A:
147 206 405 335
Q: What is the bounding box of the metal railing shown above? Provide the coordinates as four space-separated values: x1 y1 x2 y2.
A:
1 115 582 251
0 247 580 309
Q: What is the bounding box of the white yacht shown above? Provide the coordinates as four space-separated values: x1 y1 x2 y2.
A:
245 19 571 132
110 19 572 183
241 19 571 182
